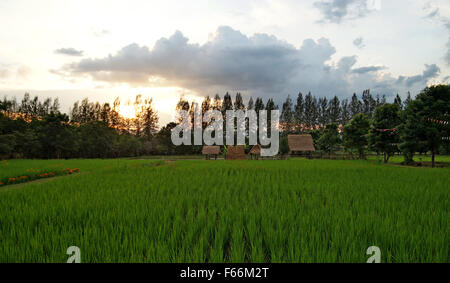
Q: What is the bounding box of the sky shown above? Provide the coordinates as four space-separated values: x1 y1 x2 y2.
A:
0 0 449 126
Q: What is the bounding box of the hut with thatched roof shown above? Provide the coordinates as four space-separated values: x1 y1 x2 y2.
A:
226 145 246 160
249 145 261 160
288 135 315 157
202 146 221 160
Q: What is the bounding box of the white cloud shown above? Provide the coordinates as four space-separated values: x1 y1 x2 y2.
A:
313 0 379 23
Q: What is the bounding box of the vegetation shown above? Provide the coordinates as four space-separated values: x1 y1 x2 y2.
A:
1 85 449 163
0 158 447 263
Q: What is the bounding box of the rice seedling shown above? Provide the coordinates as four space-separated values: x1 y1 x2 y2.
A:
0 158 448 263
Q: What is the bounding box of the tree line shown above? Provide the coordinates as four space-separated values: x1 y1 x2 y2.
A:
0 93 158 159
0 86 448 166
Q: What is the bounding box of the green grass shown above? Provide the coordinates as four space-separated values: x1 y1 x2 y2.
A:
0 158 448 263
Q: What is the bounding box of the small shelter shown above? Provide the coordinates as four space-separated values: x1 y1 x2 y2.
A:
249 145 261 160
202 146 221 160
288 135 315 157
226 145 246 160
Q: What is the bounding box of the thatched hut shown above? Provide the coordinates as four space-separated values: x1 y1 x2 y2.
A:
202 146 221 160
288 135 315 157
249 145 261 160
226 145 246 160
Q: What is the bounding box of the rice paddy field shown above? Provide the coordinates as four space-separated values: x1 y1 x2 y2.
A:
0 157 448 263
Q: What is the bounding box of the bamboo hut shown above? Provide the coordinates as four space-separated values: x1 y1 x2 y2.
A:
288 135 315 158
226 145 246 160
202 146 221 160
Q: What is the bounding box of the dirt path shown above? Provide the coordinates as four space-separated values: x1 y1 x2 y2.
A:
0 173 84 192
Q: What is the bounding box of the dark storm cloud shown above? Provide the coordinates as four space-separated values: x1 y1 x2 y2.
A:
313 0 376 23
55 48 84 57
63 26 441 101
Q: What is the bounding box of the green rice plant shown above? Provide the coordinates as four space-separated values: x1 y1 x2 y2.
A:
0 158 448 262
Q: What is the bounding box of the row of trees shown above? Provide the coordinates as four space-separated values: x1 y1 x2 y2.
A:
1 86 448 165
0 95 158 159
286 85 448 167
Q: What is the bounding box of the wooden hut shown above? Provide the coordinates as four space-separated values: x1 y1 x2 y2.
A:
288 135 315 158
249 145 261 160
226 145 246 160
202 146 221 160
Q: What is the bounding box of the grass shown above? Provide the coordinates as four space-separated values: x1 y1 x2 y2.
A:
0 158 448 263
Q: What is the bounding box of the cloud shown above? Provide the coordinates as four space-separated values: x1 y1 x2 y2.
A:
313 0 378 23
92 29 110 37
399 64 440 87
353 37 365 49
352 66 385 74
55 48 84 57
422 3 450 66
17 65 31 79
446 38 450 65
62 26 442 102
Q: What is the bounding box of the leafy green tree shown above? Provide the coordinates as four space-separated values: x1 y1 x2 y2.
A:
318 123 340 156
399 85 450 167
343 114 370 159
279 135 289 156
369 104 401 163
0 134 15 158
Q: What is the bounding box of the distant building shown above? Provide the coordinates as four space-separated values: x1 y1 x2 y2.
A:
226 145 246 160
202 146 221 160
288 135 315 156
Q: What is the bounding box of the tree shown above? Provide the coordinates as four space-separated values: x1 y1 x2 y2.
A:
247 97 254 110
221 92 233 114
212 94 222 110
303 92 315 127
403 92 412 108
328 96 341 124
350 93 362 118
343 114 370 159
399 85 450 167
141 98 159 141
318 97 328 127
234 93 245 110
341 99 351 125
394 94 403 110
369 104 401 163
294 92 304 125
254 98 264 113
157 122 178 155
281 95 294 128
317 123 340 156
279 135 289 156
